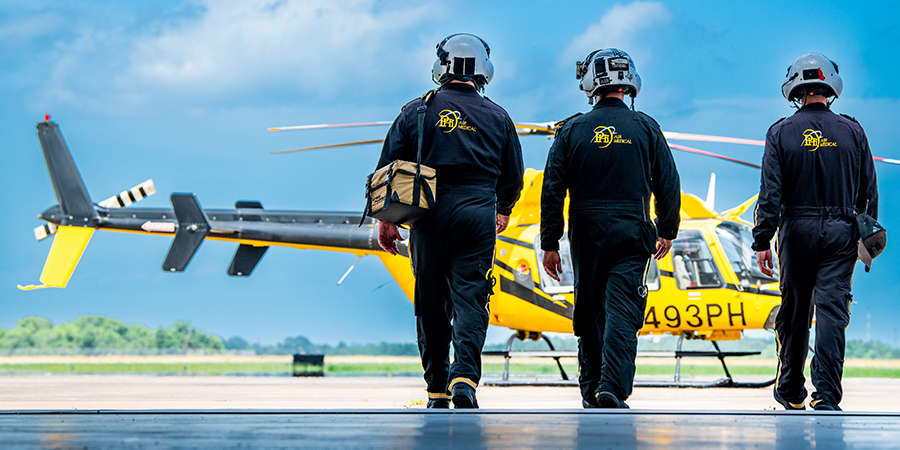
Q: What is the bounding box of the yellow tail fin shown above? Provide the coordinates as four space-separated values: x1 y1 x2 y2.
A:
18 225 94 290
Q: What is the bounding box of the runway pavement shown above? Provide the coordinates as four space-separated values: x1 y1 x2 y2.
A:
2 375 900 448
2 409 900 449
3 375 899 411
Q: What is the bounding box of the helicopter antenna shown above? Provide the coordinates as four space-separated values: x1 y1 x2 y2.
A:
705 173 716 212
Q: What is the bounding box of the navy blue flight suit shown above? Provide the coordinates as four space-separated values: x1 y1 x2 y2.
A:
753 103 878 409
541 98 681 404
378 83 524 397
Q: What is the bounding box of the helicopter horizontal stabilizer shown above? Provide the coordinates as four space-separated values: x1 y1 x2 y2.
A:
18 225 94 290
162 193 210 272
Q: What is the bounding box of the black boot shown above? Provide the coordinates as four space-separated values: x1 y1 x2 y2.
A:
426 392 451 409
450 380 479 409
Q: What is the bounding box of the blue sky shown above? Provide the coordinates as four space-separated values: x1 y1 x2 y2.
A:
2 0 898 346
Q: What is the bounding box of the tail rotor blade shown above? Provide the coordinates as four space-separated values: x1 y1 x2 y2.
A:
34 223 58 241
98 179 156 209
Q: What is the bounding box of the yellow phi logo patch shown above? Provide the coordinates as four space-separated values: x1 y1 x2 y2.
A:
592 126 631 148
437 110 477 133
802 129 837 151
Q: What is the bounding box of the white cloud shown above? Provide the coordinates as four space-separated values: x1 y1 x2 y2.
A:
561 1 671 64
129 1 430 89
31 0 442 113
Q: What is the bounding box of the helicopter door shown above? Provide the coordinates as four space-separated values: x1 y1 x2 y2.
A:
646 259 661 291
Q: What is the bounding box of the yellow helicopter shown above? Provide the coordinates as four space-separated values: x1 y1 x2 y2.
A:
21 118 895 386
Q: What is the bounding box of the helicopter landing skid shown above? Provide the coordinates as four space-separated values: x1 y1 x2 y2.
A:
483 333 775 389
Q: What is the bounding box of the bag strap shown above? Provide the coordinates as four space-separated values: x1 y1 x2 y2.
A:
414 90 436 173
413 89 436 206
359 172 374 227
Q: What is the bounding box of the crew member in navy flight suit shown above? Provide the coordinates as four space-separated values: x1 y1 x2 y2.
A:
753 53 878 411
376 33 524 409
541 48 681 409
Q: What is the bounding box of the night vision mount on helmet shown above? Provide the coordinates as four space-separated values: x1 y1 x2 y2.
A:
576 48 641 105
432 33 494 90
782 53 843 106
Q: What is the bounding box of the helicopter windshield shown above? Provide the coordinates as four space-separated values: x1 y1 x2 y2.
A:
646 259 660 291
715 222 779 285
533 235 575 294
671 229 724 289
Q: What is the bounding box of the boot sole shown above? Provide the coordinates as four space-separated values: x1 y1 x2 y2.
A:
452 394 478 409
595 392 628 409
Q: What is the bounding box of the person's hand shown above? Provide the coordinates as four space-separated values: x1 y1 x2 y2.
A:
378 221 404 255
542 250 561 282
654 238 672 260
497 214 510 234
757 249 774 277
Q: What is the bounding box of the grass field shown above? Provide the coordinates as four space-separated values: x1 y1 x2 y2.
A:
0 355 899 378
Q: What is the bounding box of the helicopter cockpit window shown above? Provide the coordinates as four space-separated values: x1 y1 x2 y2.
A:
671 229 723 289
533 234 575 294
715 222 779 285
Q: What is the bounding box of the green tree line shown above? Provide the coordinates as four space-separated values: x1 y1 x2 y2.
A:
223 335 418 356
0 316 223 352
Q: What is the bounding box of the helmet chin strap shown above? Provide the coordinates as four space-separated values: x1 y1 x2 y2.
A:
791 91 834 109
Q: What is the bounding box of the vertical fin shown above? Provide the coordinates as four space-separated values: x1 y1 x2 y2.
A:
37 121 97 225
705 172 716 212
18 226 94 290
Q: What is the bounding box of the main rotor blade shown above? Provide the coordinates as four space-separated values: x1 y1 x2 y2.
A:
873 156 900 166
664 132 765 146
668 143 761 169
268 121 393 132
271 139 385 154
513 124 769 146
515 122 557 136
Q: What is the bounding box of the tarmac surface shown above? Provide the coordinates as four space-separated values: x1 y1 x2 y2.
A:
2 375 900 448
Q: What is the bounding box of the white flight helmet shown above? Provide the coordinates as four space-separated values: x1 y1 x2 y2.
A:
432 33 494 89
782 53 843 104
576 48 641 104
